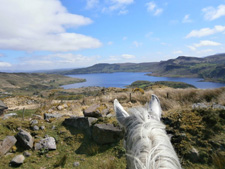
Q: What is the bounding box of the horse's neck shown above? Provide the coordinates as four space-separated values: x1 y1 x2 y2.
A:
125 119 181 169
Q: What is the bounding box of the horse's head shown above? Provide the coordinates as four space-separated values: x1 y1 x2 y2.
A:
114 94 162 127
114 94 181 169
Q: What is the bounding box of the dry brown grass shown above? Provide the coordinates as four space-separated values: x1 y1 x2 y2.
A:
212 152 225 169
80 87 225 114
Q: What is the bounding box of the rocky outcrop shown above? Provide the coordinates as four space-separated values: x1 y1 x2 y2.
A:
63 116 97 130
63 117 123 144
0 136 17 156
92 123 123 144
16 129 33 149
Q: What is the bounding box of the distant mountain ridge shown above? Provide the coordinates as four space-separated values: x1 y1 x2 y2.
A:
55 53 225 83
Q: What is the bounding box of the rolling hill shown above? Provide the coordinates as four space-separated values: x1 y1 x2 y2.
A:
53 53 225 83
0 73 85 93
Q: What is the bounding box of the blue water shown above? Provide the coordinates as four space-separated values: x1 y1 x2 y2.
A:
62 72 225 89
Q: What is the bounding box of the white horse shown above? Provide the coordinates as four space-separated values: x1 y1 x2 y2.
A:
114 94 181 169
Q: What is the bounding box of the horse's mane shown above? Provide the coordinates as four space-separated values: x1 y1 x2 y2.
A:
123 107 181 169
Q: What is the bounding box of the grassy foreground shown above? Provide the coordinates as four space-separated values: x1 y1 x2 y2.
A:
0 86 225 168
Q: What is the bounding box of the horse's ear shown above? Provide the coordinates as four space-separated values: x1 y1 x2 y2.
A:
149 94 162 121
114 99 129 126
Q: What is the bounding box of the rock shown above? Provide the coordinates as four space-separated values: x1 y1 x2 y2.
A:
73 162 80 167
3 113 17 119
35 137 56 150
212 103 225 110
23 151 32 157
92 123 123 144
102 108 110 117
192 103 209 109
32 125 39 131
16 129 33 149
10 154 25 166
27 100 33 105
30 120 38 125
63 104 68 108
40 126 45 130
185 147 199 163
48 109 54 113
106 113 114 118
83 104 102 118
0 136 17 156
44 113 62 120
32 114 43 120
64 116 98 128
57 105 64 111
63 117 97 136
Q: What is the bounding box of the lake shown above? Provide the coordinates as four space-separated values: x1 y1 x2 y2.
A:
62 72 225 89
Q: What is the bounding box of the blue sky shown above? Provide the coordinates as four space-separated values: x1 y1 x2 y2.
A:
0 0 225 71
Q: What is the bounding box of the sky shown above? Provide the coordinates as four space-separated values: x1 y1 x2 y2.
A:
0 0 225 71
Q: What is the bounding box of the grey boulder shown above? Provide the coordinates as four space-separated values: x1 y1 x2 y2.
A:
16 129 33 149
10 154 25 165
35 136 56 150
92 123 123 144
0 136 17 156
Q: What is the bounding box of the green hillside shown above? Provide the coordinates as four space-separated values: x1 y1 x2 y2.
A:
57 53 225 83
0 73 85 95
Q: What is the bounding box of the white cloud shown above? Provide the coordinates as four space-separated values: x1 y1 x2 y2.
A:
121 54 135 59
107 41 113 45
15 53 100 70
194 40 221 48
154 8 163 16
118 9 129 15
188 40 221 51
146 2 163 16
173 50 183 54
108 53 135 62
113 0 134 5
146 2 156 11
202 5 225 20
182 14 192 23
196 49 214 54
0 62 12 68
133 41 143 47
187 45 197 51
0 0 102 52
186 25 225 38
86 0 99 9
102 0 134 14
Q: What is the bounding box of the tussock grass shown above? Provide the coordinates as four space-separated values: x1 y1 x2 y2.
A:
212 152 225 169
